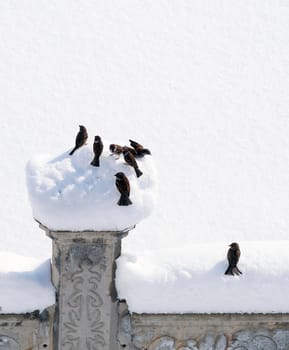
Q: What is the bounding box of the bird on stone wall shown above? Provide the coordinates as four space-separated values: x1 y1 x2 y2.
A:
224 242 242 276
129 139 151 157
91 135 103 167
69 125 88 155
123 149 143 178
115 172 132 206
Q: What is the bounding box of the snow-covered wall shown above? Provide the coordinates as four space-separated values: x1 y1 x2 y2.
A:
0 253 54 314
116 241 289 313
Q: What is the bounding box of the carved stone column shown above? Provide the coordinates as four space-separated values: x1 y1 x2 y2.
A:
42 225 128 350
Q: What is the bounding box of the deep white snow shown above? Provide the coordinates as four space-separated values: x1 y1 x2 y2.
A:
26 143 156 231
116 241 289 313
1 1 289 313
0 253 54 313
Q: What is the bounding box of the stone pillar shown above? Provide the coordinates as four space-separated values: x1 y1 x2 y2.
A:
41 225 129 350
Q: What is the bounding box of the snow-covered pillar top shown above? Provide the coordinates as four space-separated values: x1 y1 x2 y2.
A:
25 142 157 232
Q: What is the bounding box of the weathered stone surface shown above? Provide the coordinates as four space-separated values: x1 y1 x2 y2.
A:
117 300 132 347
127 314 289 350
44 228 128 350
0 336 19 350
0 308 52 350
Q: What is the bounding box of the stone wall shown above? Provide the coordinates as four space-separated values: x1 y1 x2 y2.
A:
1 227 289 350
122 312 289 350
0 308 52 350
44 227 127 350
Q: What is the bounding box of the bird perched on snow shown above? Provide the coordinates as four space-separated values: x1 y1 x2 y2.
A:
224 242 242 276
109 144 124 158
115 172 132 206
110 144 137 157
69 125 88 155
122 146 137 156
129 139 151 157
91 135 103 167
123 149 143 177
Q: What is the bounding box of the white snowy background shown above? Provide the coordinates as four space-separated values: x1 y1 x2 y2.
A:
1 0 289 313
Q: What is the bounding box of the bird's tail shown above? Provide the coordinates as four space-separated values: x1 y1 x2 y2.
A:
118 194 133 206
135 149 151 158
69 147 77 156
135 167 143 178
129 139 138 148
142 148 151 155
91 156 100 167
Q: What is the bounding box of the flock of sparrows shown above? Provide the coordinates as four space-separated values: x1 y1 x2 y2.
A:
69 126 241 276
69 125 151 207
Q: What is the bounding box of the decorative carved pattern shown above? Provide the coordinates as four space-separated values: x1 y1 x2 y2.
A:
130 330 289 350
143 334 226 350
229 331 283 350
149 336 175 349
61 244 107 349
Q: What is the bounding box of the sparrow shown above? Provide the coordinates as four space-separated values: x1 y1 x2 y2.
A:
224 242 242 276
129 139 151 157
109 144 124 157
122 146 137 156
69 125 88 155
123 149 143 178
110 144 137 157
90 135 103 167
115 172 132 206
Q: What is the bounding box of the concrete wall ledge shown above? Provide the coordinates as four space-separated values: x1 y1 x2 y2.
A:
0 307 53 349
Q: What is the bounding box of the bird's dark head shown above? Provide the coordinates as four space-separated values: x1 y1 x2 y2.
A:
110 144 115 152
79 125 86 130
229 242 240 250
94 135 101 141
114 172 124 179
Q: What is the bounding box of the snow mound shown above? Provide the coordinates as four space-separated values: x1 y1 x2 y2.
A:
116 241 289 313
0 253 55 313
26 142 157 231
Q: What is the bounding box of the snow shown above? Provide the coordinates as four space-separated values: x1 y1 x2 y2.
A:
1 1 289 313
0 253 55 313
26 143 156 231
116 241 289 313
